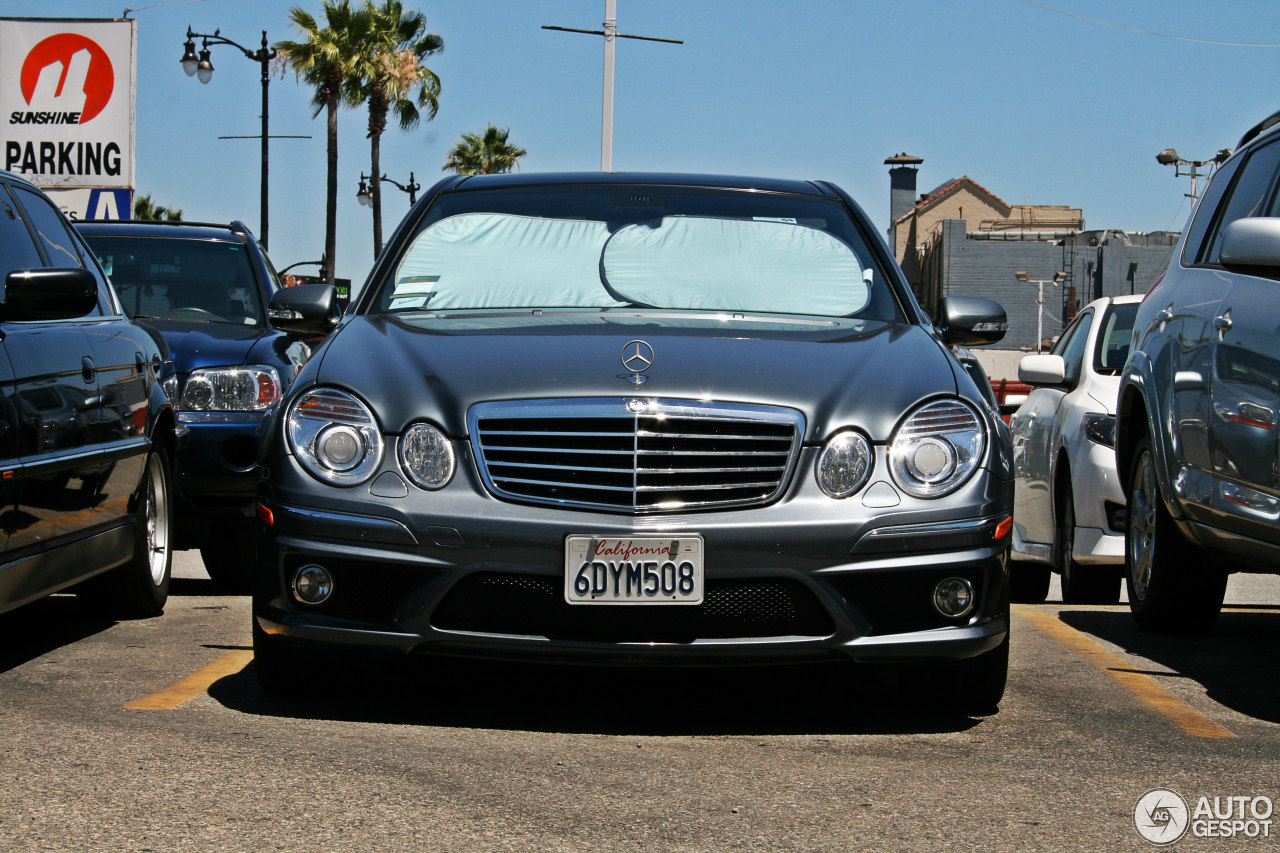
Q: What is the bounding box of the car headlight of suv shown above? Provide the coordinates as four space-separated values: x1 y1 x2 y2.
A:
816 429 873 498
286 387 384 485
399 422 455 489
890 399 986 498
180 365 281 412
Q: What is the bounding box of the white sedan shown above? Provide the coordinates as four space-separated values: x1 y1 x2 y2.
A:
1008 294 1143 603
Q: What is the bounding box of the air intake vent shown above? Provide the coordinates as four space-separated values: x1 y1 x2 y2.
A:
468 399 804 513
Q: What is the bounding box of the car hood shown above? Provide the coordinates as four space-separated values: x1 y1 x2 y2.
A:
147 319 286 376
306 312 963 443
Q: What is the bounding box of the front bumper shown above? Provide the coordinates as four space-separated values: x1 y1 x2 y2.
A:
255 446 1012 666
1071 439 1127 566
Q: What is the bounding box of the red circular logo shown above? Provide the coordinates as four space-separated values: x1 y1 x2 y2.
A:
20 33 115 123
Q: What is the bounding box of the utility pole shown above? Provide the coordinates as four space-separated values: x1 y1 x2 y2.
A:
543 0 682 171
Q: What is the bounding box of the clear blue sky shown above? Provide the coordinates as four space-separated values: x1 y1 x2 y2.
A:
5 0 1278 289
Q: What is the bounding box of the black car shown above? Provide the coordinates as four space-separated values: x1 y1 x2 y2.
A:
0 171 175 618
256 172 1013 714
1117 112 1280 632
76 220 326 592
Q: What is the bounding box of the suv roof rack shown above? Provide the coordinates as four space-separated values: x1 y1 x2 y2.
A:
78 219 259 240
1238 109 1280 149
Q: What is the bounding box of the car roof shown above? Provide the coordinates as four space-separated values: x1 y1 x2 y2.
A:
74 219 253 242
0 169 42 191
444 171 838 198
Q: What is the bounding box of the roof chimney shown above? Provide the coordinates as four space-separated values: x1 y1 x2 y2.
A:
885 152 924 226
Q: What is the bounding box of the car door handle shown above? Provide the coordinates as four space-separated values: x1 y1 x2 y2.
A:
81 356 96 384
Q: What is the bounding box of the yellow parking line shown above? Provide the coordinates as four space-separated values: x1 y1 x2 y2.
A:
124 650 254 711
1015 605 1236 739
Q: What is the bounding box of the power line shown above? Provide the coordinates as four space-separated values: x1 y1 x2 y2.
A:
1016 0 1280 47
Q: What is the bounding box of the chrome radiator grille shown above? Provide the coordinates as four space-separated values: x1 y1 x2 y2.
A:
468 399 804 513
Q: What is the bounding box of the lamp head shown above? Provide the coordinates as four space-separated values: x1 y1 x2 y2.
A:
1015 271 1029 282
1156 149 1181 166
180 38 199 76
196 46 213 84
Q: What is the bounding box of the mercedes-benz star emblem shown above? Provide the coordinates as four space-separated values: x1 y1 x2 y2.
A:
621 340 655 375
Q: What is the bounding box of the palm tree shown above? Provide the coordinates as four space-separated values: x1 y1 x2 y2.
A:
349 0 442 256
133 193 182 221
276 2 370 283
443 124 527 176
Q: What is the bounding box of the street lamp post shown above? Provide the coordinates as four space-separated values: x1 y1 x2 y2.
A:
1016 270 1068 352
181 26 277 247
542 0 682 171
357 172 420 208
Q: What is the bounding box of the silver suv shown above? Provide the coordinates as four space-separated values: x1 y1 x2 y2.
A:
1117 112 1280 632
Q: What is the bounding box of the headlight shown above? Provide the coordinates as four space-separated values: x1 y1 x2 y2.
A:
399 422 455 489
816 430 872 498
890 399 986 498
286 388 383 485
180 366 281 412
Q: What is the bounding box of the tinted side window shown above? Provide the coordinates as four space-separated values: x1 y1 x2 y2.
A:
1182 154 1242 266
0 186 44 280
1053 309 1093 386
1202 140 1280 264
12 186 84 268
1095 301 1139 375
12 186 108 316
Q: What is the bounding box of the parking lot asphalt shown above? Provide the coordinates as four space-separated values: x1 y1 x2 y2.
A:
1 551 1277 852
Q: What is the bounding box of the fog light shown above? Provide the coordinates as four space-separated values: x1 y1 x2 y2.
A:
932 577 975 619
293 565 334 605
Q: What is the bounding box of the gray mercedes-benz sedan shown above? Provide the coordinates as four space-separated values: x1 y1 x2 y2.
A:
254 172 1014 714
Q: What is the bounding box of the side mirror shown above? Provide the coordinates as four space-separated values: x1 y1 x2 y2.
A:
268 283 338 337
937 295 1008 346
2 268 98 322
1018 354 1067 386
1220 217 1280 271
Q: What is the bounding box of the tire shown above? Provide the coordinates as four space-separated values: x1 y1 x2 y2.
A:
200 523 255 594
1057 479 1121 605
1125 435 1227 633
253 617 374 695
918 636 1009 717
1008 558 1050 604
252 617 314 694
79 449 173 618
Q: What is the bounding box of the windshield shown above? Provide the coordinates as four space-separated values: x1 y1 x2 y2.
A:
375 185 903 322
83 234 266 326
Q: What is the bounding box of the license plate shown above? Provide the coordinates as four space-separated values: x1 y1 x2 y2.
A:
564 534 704 605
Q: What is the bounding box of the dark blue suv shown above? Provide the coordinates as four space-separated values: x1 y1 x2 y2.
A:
77 220 330 591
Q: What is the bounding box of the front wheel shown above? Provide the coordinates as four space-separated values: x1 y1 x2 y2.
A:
1009 559 1050 604
1125 435 1226 633
917 636 1009 717
200 522 255 594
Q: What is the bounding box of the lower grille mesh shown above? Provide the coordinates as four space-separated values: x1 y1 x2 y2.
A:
431 572 834 642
